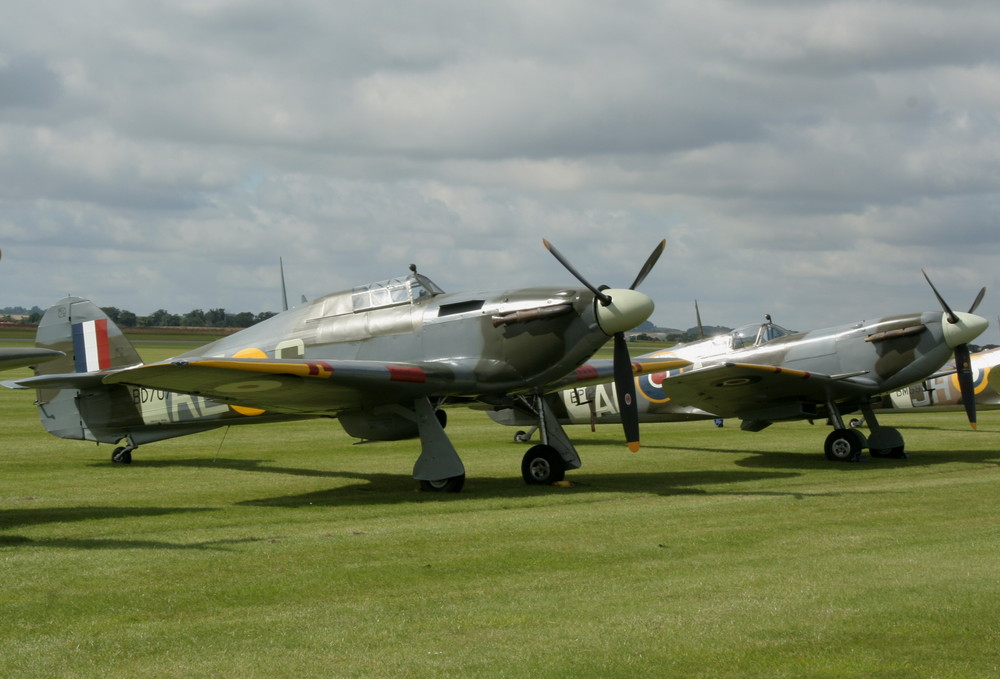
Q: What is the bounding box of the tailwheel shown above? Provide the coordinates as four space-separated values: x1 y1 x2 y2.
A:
521 444 566 485
419 474 465 493
111 447 133 465
824 429 865 462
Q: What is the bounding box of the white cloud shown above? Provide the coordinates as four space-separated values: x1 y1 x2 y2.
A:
0 0 997 346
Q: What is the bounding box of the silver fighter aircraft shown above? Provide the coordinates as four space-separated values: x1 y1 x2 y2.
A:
5 241 687 491
491 273 988 463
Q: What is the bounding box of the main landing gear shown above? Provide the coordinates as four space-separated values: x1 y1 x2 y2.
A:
522 445 566 485
517 395 581 485
111 437 137 464
823 400 906 462
823 428 866 462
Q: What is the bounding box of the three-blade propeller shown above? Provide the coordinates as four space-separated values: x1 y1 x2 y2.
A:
922 270 988 430
544 239 665 452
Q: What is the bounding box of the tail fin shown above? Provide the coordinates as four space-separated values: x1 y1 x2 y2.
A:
35 297 142 377
29 297 143 443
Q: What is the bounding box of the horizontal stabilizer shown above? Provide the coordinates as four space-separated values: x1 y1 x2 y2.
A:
4 370 118 390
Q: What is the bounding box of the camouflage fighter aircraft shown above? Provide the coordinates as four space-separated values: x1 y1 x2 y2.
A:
490 273 988 463
4 240 688 491
867 339 1000 416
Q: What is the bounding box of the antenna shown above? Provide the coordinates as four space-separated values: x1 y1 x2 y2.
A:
279 257 289 312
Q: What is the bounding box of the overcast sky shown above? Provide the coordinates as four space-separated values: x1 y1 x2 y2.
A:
1 1 998 343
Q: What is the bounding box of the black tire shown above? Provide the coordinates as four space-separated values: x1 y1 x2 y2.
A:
871 445 906 459
514 430 532 443
419 474 465 493
521 445 566 485
824 429 864 462
111 447 133 465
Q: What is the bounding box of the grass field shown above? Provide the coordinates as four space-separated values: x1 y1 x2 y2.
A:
1 339 998 678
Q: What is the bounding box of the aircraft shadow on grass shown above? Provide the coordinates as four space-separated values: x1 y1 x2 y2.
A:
119 456 813 507
79 454 813 507
0 506 265 551
732 447 1000 471
0 534 263 551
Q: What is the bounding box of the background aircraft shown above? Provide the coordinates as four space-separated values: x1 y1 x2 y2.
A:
491 274 988 462
1 248 64 370
0 347 63 371
5 241 686 491
867 340 1000 415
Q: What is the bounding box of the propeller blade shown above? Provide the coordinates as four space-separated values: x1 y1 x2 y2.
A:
968 286 987 314
629 239 667 290
543 239 612 306
613 332 641 452
695 300 705 340
922 269 959 324
954 343 978 430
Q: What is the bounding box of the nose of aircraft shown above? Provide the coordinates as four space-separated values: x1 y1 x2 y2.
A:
942 311 989 348
595 288 655 336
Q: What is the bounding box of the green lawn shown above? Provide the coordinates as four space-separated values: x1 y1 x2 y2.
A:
1 341 998 677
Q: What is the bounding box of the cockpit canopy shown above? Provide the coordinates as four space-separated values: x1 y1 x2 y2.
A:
729 321 793 350
351 271 445 312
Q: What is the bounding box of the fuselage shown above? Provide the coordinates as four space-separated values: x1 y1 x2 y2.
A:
178 276 615 399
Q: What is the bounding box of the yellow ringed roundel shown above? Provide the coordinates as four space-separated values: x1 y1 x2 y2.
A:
229 347 268 416
950 366 989 396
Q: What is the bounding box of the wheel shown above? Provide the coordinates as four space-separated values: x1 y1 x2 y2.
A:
111 447 133 464
521 445 566 485
824 429 864 462
514 430 532 443
419 474 465 493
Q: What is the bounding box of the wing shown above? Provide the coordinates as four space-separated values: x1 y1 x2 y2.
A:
659 362 876 420
100 358 465 414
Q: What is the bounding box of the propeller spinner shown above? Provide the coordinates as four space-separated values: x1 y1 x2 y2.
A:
544 239 665 452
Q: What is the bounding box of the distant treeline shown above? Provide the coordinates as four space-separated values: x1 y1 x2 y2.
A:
1 305 276 328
